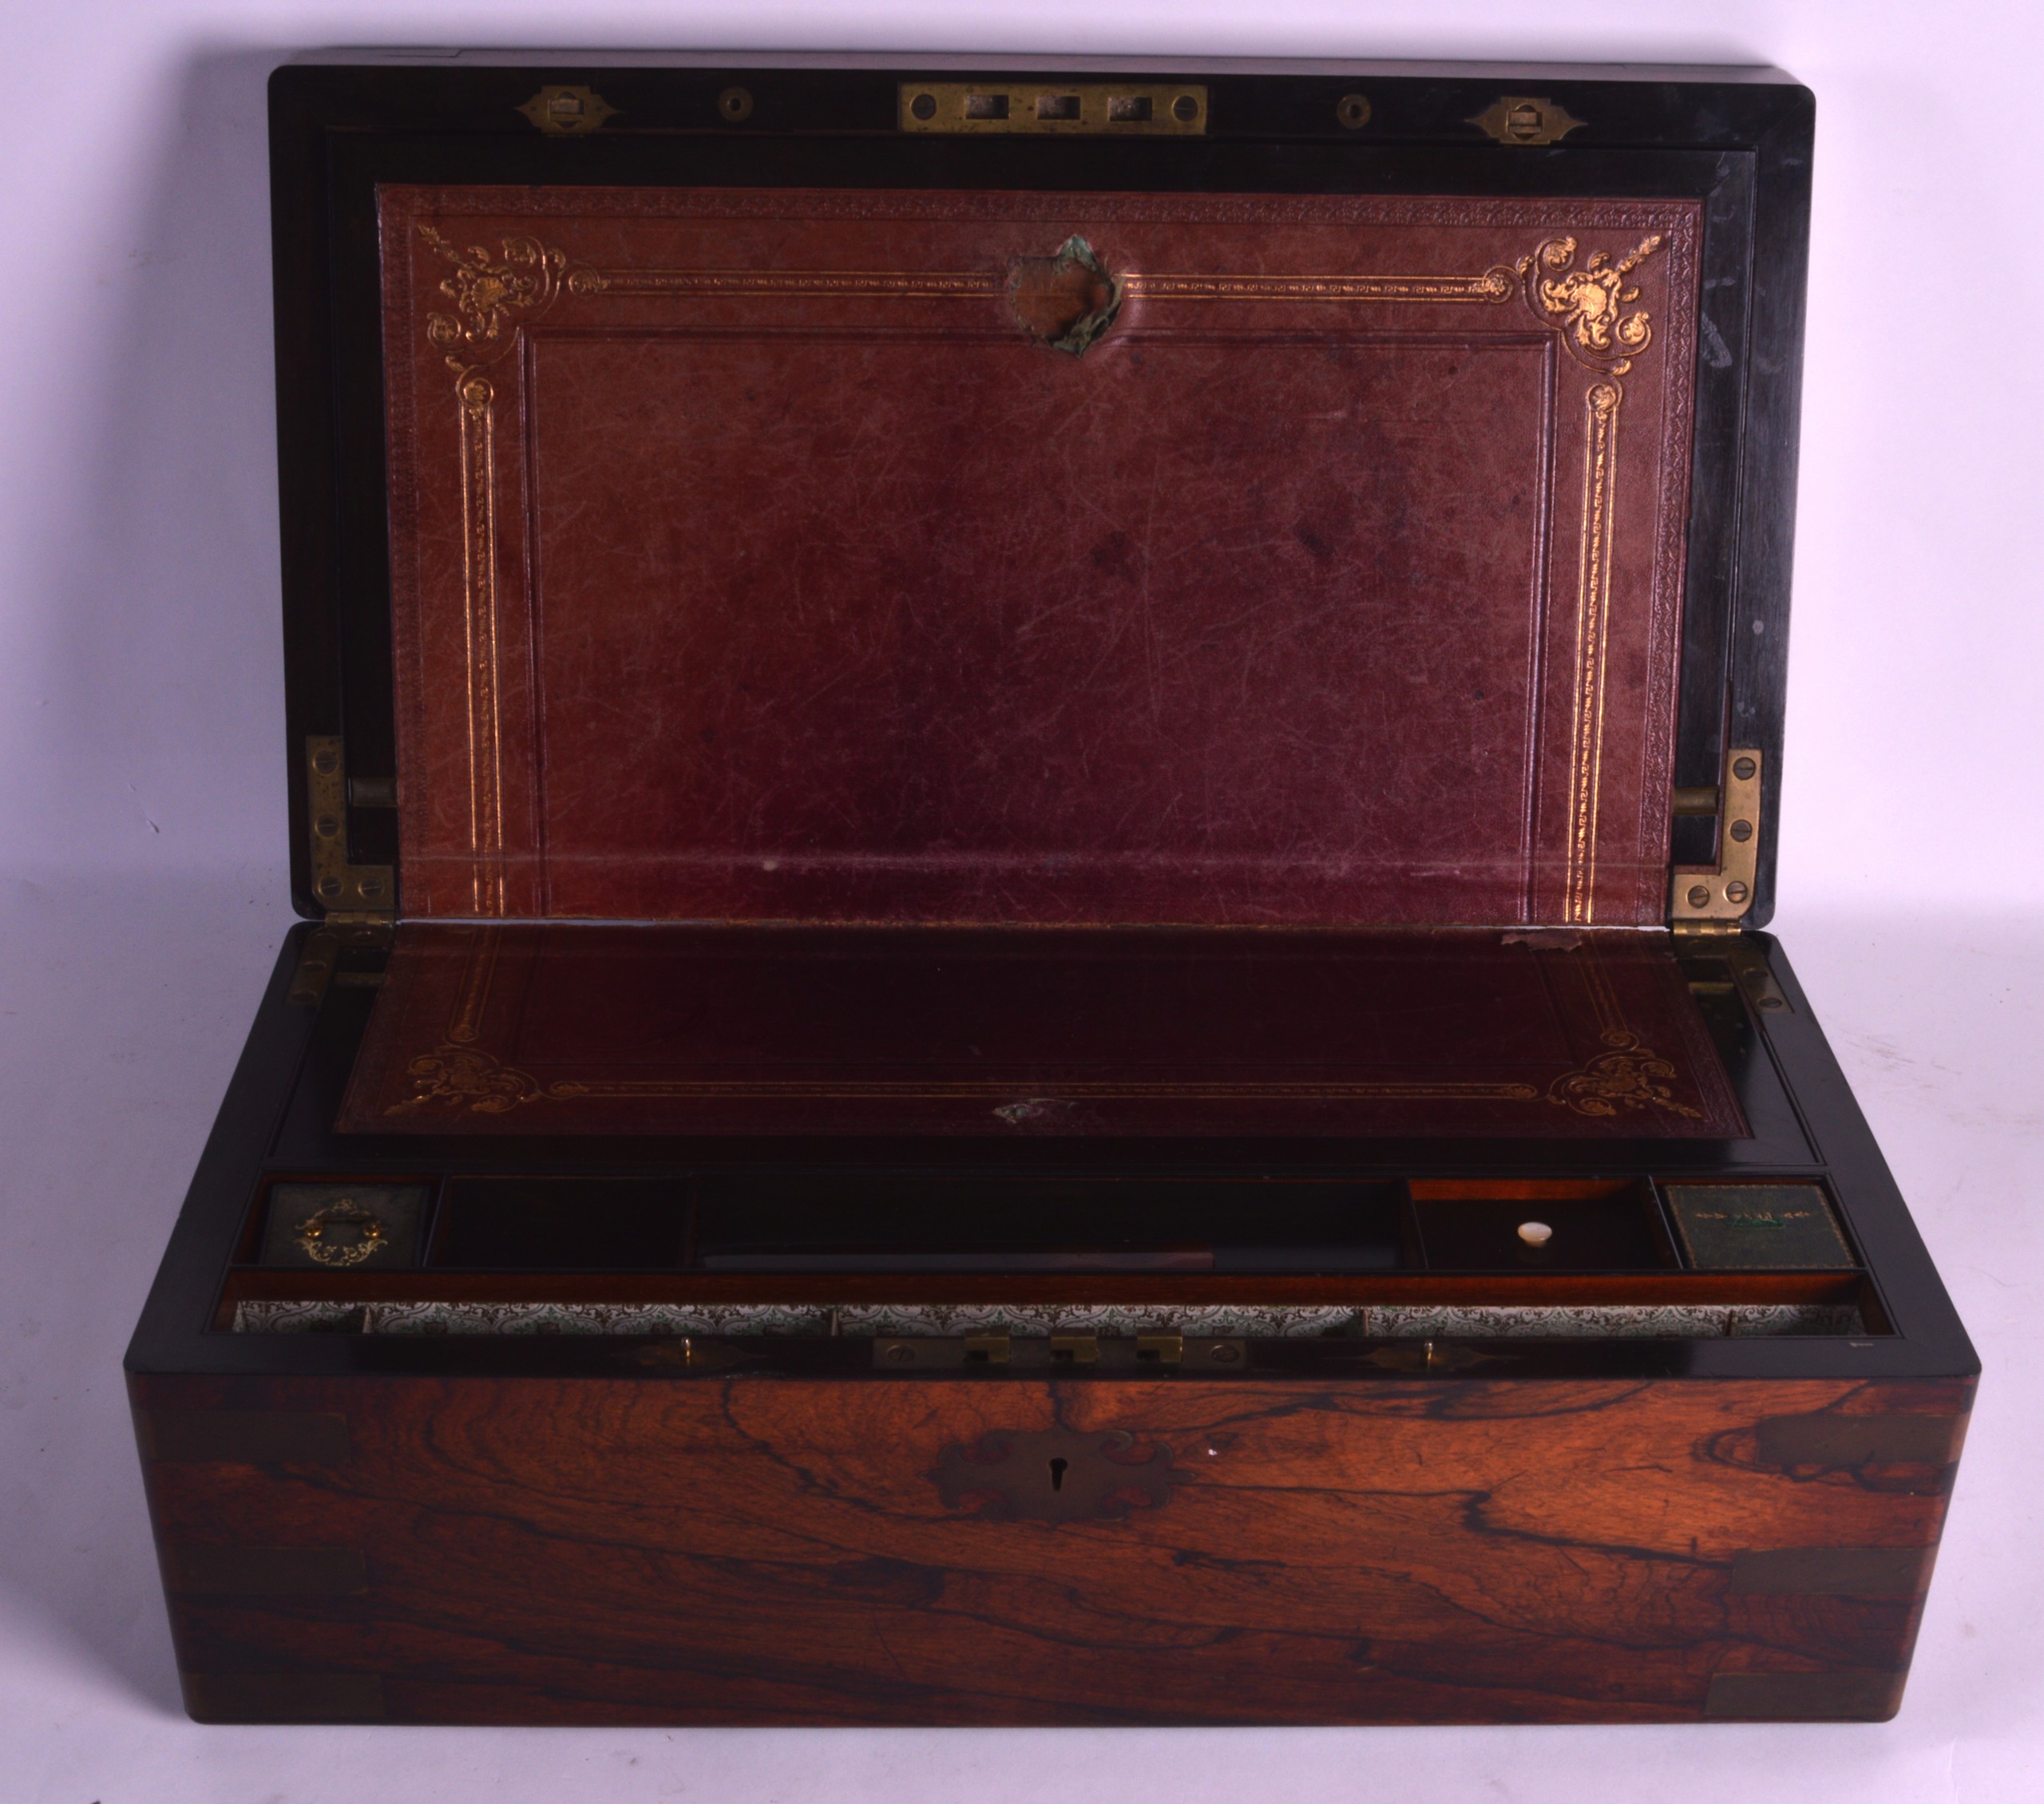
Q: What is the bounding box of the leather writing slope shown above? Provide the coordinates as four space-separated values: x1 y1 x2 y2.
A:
379 186 1701 928
339 927 1745 1137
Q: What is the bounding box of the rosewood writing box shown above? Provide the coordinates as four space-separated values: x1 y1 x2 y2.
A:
127 53 1976 1727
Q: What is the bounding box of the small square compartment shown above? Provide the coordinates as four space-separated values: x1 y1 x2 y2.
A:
1662 1182 1857 1269
1408 1179 1674 1272
259 1181 430 1270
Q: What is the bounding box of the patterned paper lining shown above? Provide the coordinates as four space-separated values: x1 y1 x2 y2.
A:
232 1299 1864 1339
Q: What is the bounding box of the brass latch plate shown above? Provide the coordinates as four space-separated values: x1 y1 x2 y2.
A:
1670 748 1762 932
1468 95 1586 146
900 81 1207 136
517 85 618 136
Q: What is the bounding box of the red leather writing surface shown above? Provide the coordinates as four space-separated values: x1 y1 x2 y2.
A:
339 925 1745 1140
381 187 1700 928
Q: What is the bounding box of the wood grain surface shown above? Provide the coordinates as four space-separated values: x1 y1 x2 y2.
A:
134 1371 1968 1724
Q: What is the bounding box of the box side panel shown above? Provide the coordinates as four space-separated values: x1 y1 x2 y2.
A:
133 1370 1967 1726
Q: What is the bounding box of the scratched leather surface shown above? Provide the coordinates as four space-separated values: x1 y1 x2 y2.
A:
380 187 1701 927
339 924 1745 1138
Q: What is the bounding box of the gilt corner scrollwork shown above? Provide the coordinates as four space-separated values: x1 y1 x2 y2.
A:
1519 234 1664 375
418 224 575 373
391 1040 596 1114
394 1042 543 1114
1546 1029 1704 1120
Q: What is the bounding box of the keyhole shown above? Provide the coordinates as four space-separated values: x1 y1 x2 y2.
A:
1048 1457 1068 1493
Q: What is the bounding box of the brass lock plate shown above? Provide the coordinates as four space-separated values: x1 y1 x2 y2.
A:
900 81 1207 135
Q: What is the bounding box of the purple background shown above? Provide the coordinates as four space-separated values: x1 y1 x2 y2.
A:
1 5 2036 1799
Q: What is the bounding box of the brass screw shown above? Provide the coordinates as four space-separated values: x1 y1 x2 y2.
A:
909 91 937 121
1210 1343 1242 1364
1336 93 1371 129
1725 880 1750 904
1171 93 1200 122
1686 884 1710 908
1732 755 1758 781
718 86 754 122
312 749 339 774
1729 818 1753 842
317 876 342 899
885 1343 914 1364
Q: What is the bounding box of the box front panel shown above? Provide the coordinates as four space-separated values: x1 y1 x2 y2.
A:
137 1371 1964 1725
380 187 1701 928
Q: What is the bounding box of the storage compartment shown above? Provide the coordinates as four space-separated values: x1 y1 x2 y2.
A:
430 1177 691 1270
228 1170 1878 1339
690 1176 1406 1273
1408 1177 1676 1271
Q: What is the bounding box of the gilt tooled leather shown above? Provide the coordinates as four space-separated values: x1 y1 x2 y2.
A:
338 924 1746 1139
380 187 1701 927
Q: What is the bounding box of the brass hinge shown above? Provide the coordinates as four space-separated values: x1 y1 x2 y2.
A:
900 81 1207 136
306 737 395 916
292 734 394 1009
286 914 391 1009
294 737 395 1006
1670 748 1762 936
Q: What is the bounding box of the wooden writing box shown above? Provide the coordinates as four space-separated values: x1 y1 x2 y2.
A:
127 54 1975 1727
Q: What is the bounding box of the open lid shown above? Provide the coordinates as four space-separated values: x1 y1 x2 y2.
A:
381 184 1701 927
272 57 1813 931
